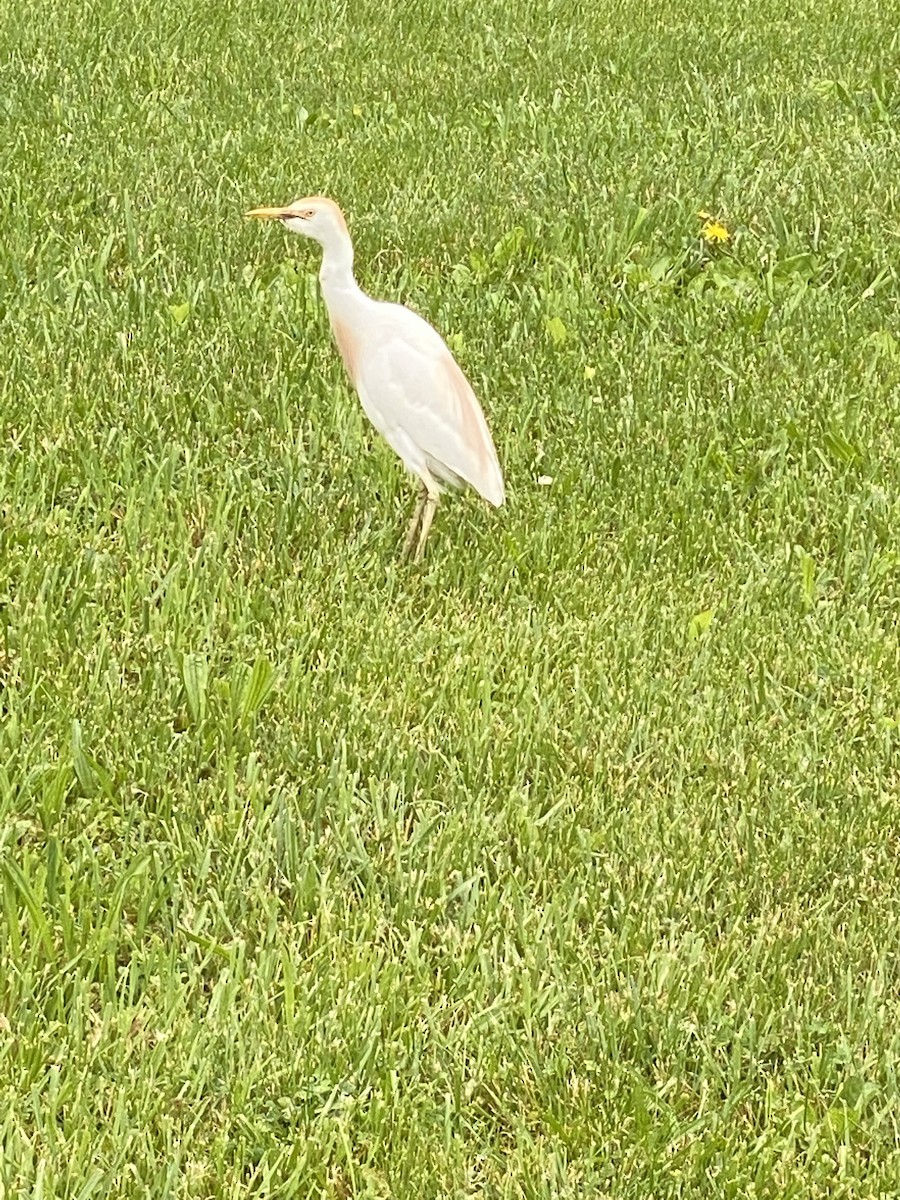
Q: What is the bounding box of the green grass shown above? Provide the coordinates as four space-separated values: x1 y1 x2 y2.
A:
3 0 900 1193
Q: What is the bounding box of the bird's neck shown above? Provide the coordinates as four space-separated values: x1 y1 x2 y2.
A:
318 235 360 307
319 238 375 362
317 235 373 386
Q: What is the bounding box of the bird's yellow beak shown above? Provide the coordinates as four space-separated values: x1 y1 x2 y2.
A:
245 206 293 220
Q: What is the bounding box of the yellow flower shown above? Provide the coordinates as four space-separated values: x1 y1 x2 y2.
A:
701 219 731 245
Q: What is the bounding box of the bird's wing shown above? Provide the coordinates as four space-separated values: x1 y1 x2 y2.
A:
358 309 505 506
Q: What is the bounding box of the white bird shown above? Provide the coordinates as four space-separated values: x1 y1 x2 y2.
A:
245 196 504 561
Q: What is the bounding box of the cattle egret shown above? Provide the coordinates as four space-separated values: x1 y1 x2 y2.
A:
245 196 504 561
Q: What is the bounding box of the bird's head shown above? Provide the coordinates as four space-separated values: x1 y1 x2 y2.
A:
245 195 348 246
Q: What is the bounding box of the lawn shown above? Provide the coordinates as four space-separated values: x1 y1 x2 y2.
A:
2 0 900 1194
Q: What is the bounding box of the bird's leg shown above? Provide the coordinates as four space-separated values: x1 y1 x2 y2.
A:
401 483 429 560
413 491 439 563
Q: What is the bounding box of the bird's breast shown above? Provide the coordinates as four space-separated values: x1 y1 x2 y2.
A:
329 316 364 388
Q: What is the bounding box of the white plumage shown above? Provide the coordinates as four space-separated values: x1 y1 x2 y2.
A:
246 196 504 560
